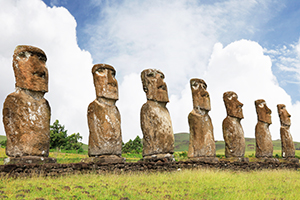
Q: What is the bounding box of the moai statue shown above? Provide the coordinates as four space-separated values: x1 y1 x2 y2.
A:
187 79 218 162
255 99 276 161
86 64 124 163
140 69 174 162
3 45 56 164
222 91 248 162
277 104 298 162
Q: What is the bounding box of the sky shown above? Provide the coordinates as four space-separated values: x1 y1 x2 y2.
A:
1 0 300 144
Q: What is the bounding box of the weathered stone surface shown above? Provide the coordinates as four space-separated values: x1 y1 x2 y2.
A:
141 69 169 103
88 64 123 158
222 157 249 162
143 153 174 162
81 155 125 164
188 79 216 159
3 45 51 159
0 160 299 178
255 99 273 158
222 91 246 158
277 104 295 158
4 156 56 165
13 45 48 92
140 69 174 158
189 157 219 163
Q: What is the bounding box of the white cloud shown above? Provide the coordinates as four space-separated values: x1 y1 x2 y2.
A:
204 40 293 141
86 0 291 142
117 73 145 142
1 0 300 152
0 0 93 143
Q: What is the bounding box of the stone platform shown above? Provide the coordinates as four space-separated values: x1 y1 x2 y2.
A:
189 157 219 163
4 156 56 165
0 159 299 178
222 157 249 162
81 155 125 164
142 153 175 162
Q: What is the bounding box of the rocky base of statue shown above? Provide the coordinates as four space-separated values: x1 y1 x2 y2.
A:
189 157 219 163
256 157 279 163
142 153 175 162
281 157 299 163
81 155 125 164
4 156 57 165
222 157 249 162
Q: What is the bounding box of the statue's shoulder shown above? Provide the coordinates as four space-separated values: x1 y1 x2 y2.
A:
141 101 151 112
3 91 22 107
88 100 104 113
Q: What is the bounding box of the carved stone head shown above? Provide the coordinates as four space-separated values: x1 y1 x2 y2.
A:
223 91 243 119
255 99 272 124
12 45 48 92
190 78 210 111
141 69 169 103
92 64 118 100
277 104 291 126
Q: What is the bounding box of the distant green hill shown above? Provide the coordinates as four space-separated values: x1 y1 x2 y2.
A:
174 133 300 152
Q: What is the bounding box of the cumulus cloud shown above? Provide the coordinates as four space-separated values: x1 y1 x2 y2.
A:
85 0 296 142
1 0 300 148
0 0 93 143
204 40 293 140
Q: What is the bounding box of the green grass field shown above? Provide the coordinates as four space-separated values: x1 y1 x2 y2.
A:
1 169 300 199
1 133 300 199
1 133 300 163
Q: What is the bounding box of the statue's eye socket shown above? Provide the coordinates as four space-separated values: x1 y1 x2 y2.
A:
35 53 46 62
259 103 264 108
228 96 232 100
112 71 116 77
147 72 155 77
192 82 198 87
39 56 46 61
18 52 27 57
97 68 104 73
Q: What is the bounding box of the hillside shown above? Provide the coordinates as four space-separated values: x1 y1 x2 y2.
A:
174 133 300 152
2 133 300 153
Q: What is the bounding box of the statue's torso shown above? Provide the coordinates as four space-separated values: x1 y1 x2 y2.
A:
3 90 51 157
280 126 295 158
188 110 215 158
222 116 245 158
140 101 174 156
87 100 122 156
255 121 273 158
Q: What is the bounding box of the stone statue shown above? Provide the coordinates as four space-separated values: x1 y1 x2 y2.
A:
140 69 174 162
187 79 218 162
277 104 297 161
222 91 247 161
86 64 124 163
3 45 55 164
255 99 274 159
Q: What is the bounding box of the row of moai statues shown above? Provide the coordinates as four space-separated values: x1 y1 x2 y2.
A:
2 45 298 164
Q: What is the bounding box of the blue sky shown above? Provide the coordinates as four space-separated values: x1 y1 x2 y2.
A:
42 0 300 101
1 0 300 143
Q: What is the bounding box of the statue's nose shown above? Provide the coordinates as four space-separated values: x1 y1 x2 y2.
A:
108 71 117 87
